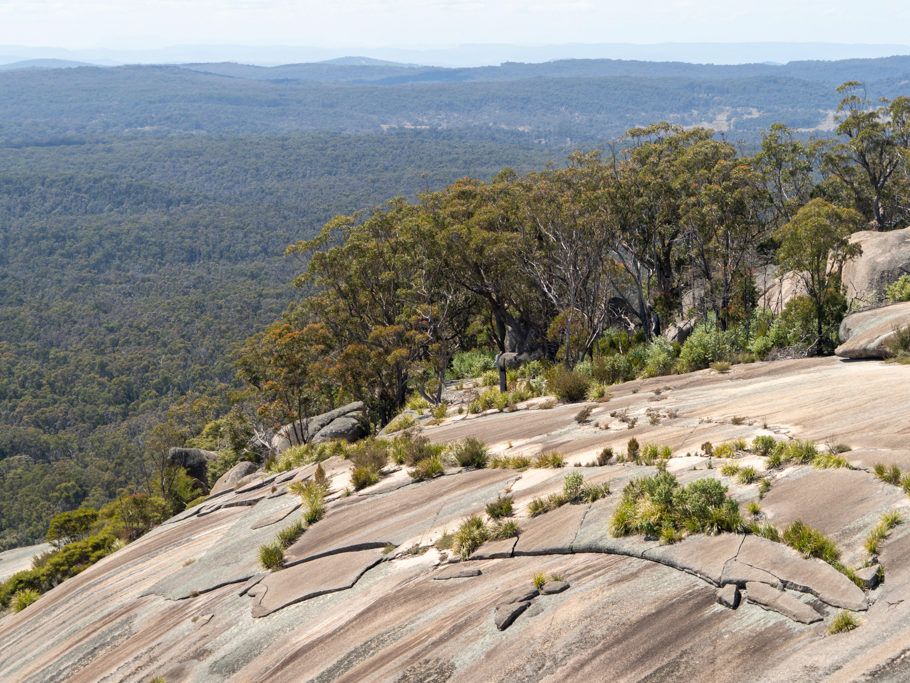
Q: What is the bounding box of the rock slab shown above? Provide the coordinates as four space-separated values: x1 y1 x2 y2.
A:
836 301 910 359
717 584 740 610
494 601 530 630
745 581 822 624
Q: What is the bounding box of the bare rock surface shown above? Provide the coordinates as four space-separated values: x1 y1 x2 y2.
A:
717 583 740 609
210 461 260 495
745 581 823 624
7 358 910 681
836 300 910 358
250 548 384 617
540 580 569 594
842 225 910 305
470 536 517 560
494 601 530 630
0 542 51 583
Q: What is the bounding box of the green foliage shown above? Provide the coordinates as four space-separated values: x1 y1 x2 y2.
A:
11 588 40 613
610 472 742 540
751 435 777 457
385 414 417 433
828 611 860 635
290 480 326 524
487 454 532 469
676 325 733 373
488 519 521 540
46 507 99 547
276 519 305 549
886 325 910 358
886 275 910 303
767 439 818 468
450 438 489 469
453 515 488 559
865 510 903 556
258 542 284 570
448 350 497 380
643 337 677 378
545 366 591 402
486 496 513 519
873 462 902 485
736 466 759 484
534 452 565 468
748 521 781 542
812 453 852 469
585 382 611 402
350 467 379 491
783 520 841 567
408 455 445 481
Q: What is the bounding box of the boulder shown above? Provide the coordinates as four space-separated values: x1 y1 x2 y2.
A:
271 402 366 453
835 301 910 359
744 581 822 624
842 225 910 306
166 448 218 483
854 564 881 590
758 270 808 315
433 567 482 580
210 461 259 496
716 584 740 610
664 317 696 345
540 580 569 595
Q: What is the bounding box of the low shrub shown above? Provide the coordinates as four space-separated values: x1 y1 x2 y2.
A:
677 325 733 373
528 493 567 517
736 466 759 484
713 442 735 459
812 453 852 469
486 495 513 519
720 463 740 477
873 463 902 485
747 501 761 515
643 337 677 378
886 325 910 357
408 455 444 480
828 611 860 635
259 542 284 570
751 436 777 457
488 455 532 469
453 515 488 559
546 366 591 402
448 349 496 379
350 466 379 490
450 437 488 468
886 274 910 303
11 588 40 613
586 382 612 402
575 406 593 423
385 414 417 433
610 471 742 541
480 369 500 387
783 520 841 567
747 521 781 542
535 451 565 468
290 480 326 524
710 361 731 373
627 438 640 461
597 447 614 466
489 519 521 540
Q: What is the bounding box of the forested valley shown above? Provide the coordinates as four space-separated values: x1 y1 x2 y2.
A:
1 54 910 554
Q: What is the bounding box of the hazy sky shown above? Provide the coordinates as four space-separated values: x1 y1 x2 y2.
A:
1 0 909 50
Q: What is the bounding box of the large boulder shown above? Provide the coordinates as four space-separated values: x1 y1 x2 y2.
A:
835 300 910 359
757 268 807 315
166 447 218 483
842 225 910 306
663 317 696 345
271 402 367 453
210 461 259 496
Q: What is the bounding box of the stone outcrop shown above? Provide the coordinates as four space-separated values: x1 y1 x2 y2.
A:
166 447 218 484
835 300 910 359
271 401 367 453
842 225 910 306
210 461 259 495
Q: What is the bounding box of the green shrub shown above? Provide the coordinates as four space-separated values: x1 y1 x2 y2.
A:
886 274 910 303
749 335 774 359
714 442 735 459
610 471 742 540
259 542 284 570
886 325 910 356
528 493 567 517
350 466 379 490
562 471 610 503
546 365 591 402
783 520 841 567
594 353 636 384
627 438 640 461
276 519 305 548
11 588 40 613
432 403 448 420
46 507 99 548
747 521 781 542
450 437 489 468
574 406 593 423
586 382 612 402
453 515 488 559
408 455 444 480
597 447 614 466
736 466 759 484
535 451 565 468
865 510 903 555
677 325 733 373
388 432 440 466
489 519 521 540
290 480 326 524
643 337 677 377
828 611 860 635
710 361 731 373
812 453 852 469
751 435 777 457
449 350 496 379
873 462 902 485
488 455 532 469
486 495 513 519
747 501 761 515
385 414 417 433
720 463 740 477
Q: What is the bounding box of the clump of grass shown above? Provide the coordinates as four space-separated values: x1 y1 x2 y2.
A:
597 447 614 466
873 463 902 486
528 493 567 517
486 495 513 519
546 365 591 402
435 531 454 551
276 519 305 549
386 413 417 433
885 324 910 356
751 436 777 456
748 521 781 542
783 520 841 567
828 611 860 635
350 466 379 490
450 437 488 468
747 500 761 515
865 510 903 556
408 455 445 480
431 402 448 420
289 480 327 524
638 444 672 466
258 542 284 570
488 519 521 540
766 440 818 468
535 451 565 468
710 361 731 373
11 588 40 613
538 398 558 410
730 415 745 425
488 455 532 469
758 479 771 499
713 442 735 459
562 471 609 503
575 406 593 423
812 453 852 469
736 466 759 484
586 382 612 402
453 515 488 559
627 438 640 461
720 462 741 477
610 471 742 541
532 572 564 590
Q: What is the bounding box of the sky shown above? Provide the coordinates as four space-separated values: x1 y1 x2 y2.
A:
1 0 909 62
